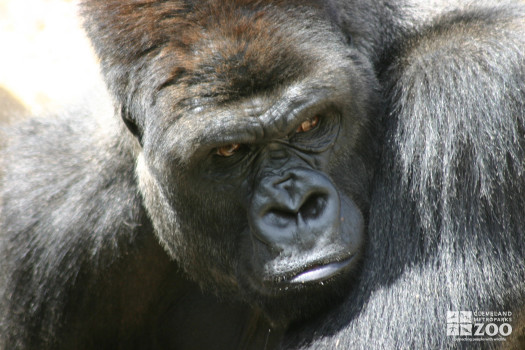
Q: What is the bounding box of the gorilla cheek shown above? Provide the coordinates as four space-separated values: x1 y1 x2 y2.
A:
137 154 242 291
339 193 365 250
136 153 181 260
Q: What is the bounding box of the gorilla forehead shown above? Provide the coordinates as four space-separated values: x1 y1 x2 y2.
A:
82 0 341 95
150 4 348 104
173 8 309 97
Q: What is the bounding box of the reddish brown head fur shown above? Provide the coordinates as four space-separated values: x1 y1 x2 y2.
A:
81 0 330 107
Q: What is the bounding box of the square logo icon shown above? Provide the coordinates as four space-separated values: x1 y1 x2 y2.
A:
460 324 472 336
447 324 460 336
447 311 459 323
460 311 472 323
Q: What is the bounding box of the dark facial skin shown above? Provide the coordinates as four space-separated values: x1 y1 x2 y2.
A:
132 2 382 326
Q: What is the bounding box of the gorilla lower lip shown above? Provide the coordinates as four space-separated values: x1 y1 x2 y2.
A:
290 258 353 284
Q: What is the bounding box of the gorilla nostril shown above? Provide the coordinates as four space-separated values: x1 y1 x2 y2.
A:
263 193 328 228
264 208 297 228
299 193 327 220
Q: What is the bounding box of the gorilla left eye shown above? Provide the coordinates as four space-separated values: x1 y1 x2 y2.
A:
216 143 241 157
296 115 319 133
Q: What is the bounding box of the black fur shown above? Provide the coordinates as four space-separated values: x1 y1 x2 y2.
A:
284 1 525 349
1 1 524 349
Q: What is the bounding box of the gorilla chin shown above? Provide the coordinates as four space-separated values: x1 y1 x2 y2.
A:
240 253 361 329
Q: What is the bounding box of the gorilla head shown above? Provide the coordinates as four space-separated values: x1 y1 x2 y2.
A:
82 0 381 326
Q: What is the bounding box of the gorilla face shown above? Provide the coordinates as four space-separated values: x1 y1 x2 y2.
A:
127 2 382 326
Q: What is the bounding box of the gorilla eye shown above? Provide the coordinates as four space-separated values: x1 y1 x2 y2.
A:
296 116 319 133
216 143 241 157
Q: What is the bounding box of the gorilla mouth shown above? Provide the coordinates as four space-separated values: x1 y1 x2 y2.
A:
288 255 355 284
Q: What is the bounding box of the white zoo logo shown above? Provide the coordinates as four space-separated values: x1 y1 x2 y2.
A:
447 311 512 339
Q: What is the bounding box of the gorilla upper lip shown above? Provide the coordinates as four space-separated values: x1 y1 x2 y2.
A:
288 255 355 284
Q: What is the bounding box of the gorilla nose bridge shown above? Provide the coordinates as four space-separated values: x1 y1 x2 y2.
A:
259 141 297 166
267 146 289 160
272 174 298 208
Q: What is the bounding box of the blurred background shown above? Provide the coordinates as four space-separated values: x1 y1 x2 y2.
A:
0 0 101 118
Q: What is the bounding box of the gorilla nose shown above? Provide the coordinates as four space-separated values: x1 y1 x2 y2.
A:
264 190 328 228
249 169 341 250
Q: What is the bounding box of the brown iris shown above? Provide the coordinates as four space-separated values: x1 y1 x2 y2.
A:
296 115 319 133
216 143 241 157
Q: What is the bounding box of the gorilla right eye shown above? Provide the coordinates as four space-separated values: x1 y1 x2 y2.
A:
296 115 319 133
216 143 241 157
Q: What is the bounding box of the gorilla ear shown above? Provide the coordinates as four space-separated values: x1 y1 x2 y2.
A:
120 105 143 143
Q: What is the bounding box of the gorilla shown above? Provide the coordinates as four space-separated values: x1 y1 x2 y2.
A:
0 0 524 349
